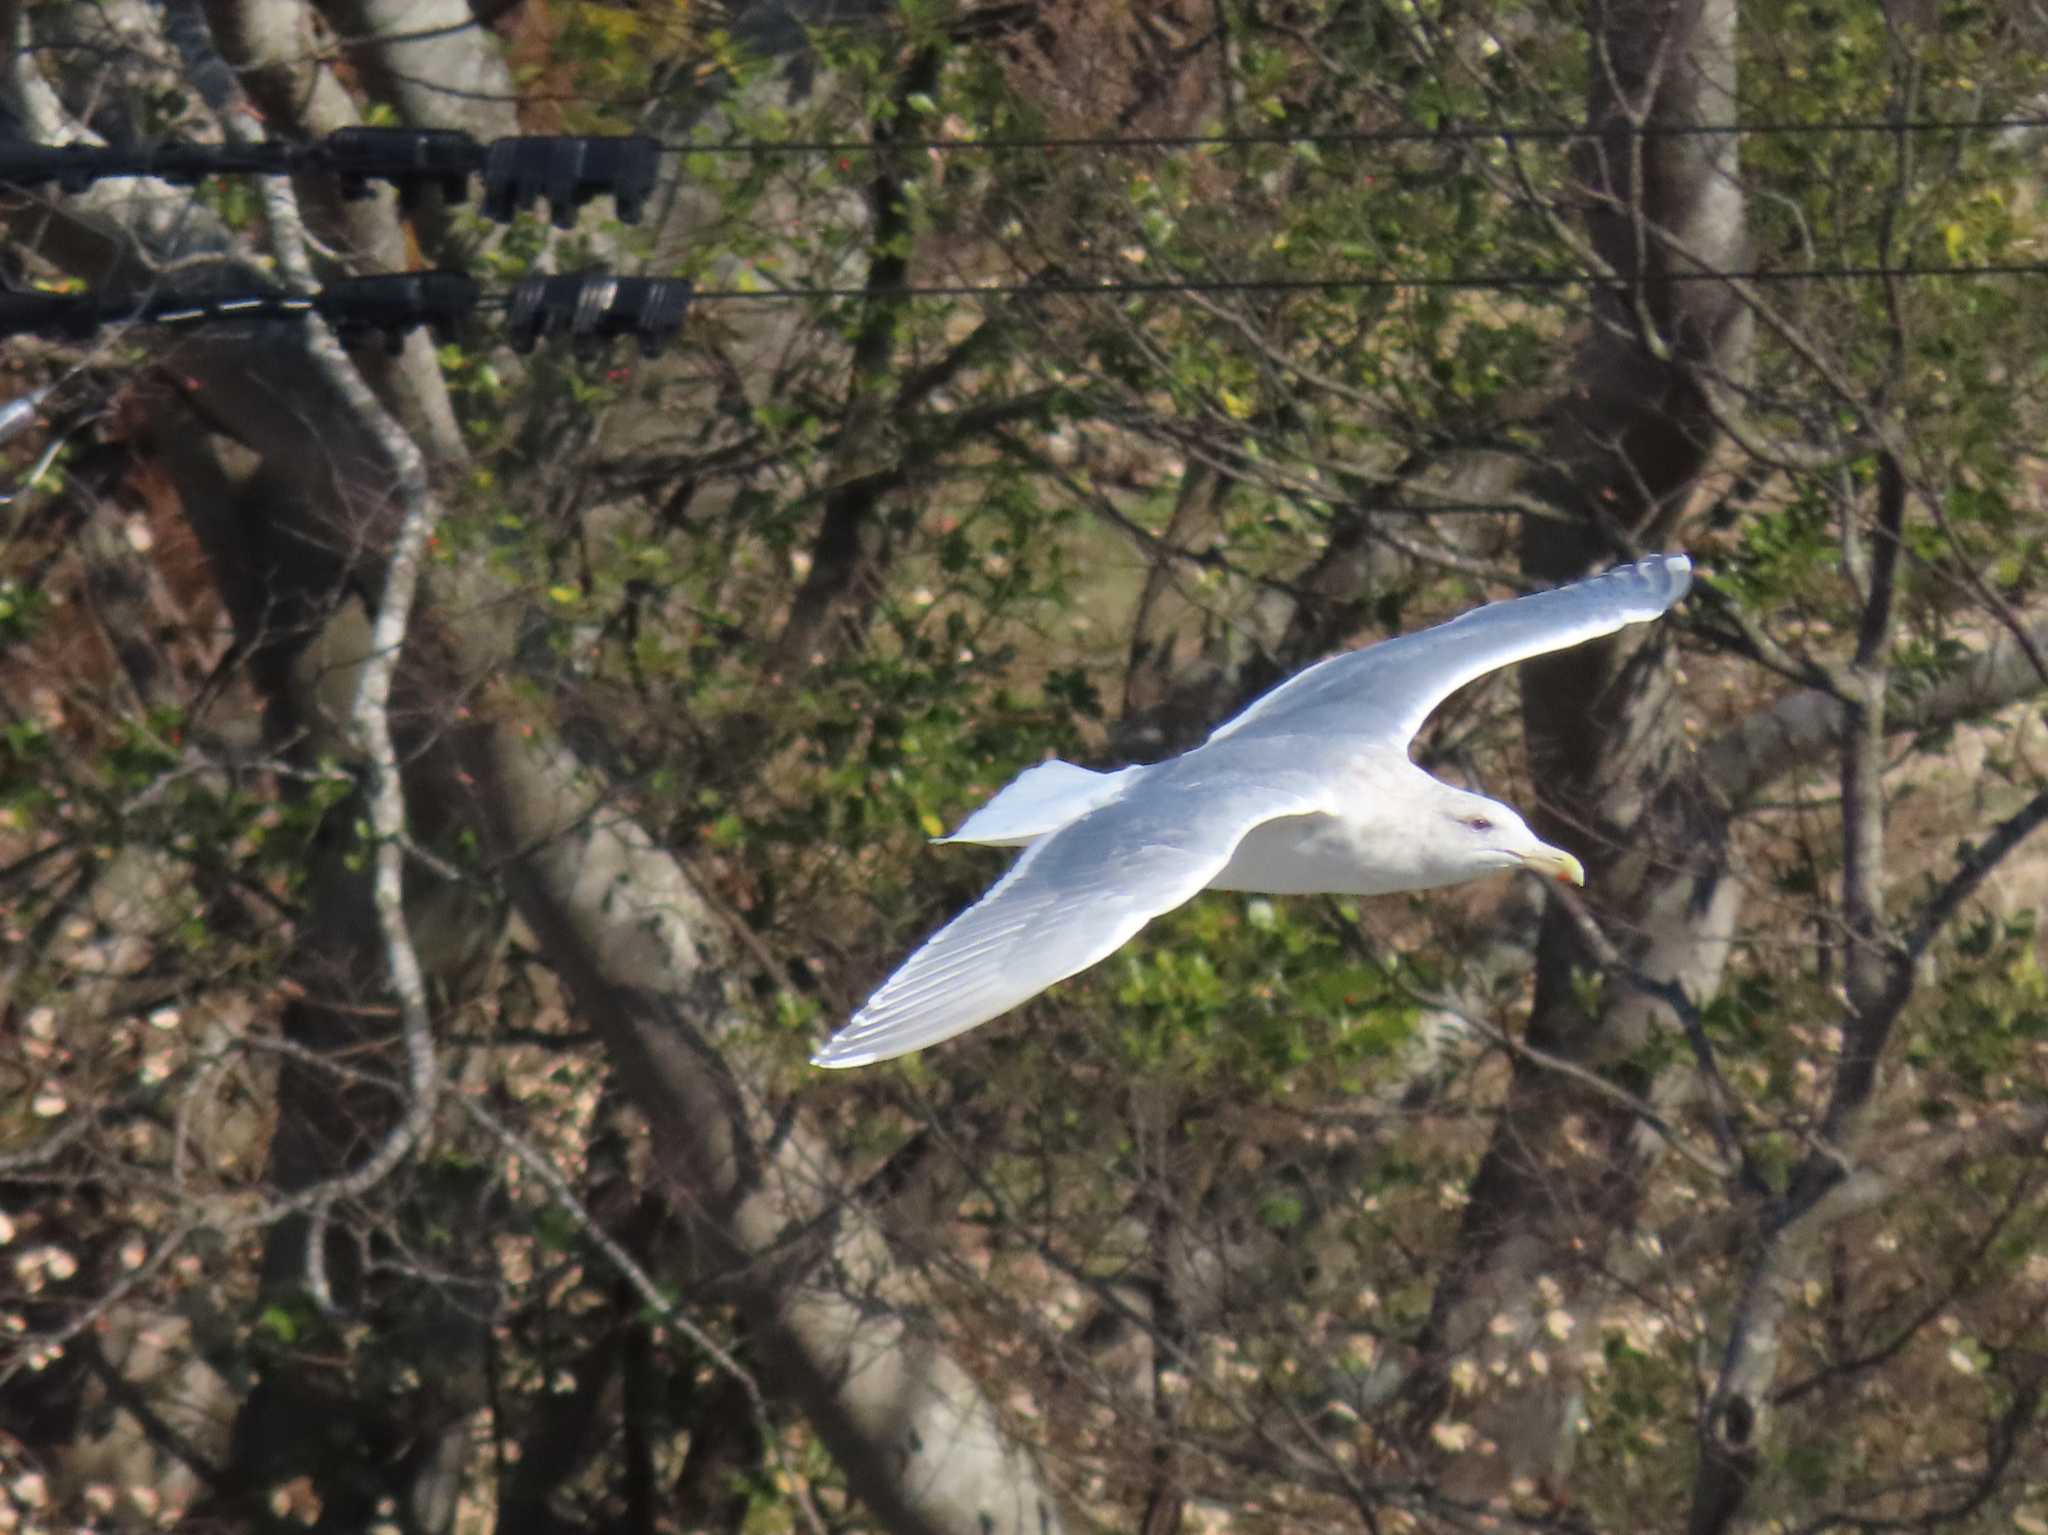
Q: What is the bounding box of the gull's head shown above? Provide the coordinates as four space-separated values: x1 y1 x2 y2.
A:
1437 791 1585 889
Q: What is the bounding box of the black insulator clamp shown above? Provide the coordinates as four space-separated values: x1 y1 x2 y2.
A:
505 273 694 356
322 126 484 205
319 271 482 353
480 136 662 229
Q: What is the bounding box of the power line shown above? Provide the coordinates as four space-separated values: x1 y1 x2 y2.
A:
665 113 2048 159
5 114 2040 232
681 259 2048 303
3 258 2032 356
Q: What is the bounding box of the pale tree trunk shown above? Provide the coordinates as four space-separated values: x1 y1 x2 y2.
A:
311 0 522 138
1686 456 2048 1532
1405 0 1754 1500
455 719 1068 1535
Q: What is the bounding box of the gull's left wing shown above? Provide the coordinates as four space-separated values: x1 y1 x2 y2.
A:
1209 553 1692 752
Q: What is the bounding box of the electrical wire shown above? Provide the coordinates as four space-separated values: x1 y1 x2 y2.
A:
3 247 2038 354
664 259 2048 303
7 112 2040 205
2 256 2033 353
657 113 2048 159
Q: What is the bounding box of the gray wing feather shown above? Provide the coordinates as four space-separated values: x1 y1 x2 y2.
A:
1210 554 1691 751
813 769 1329 1067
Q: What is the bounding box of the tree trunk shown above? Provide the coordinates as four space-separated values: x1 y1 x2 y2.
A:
1410 0 1754 1499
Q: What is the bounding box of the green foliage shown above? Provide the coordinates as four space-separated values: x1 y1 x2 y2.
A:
1912 908 2047 1094
0 577 47 644
1105 898 1417 1090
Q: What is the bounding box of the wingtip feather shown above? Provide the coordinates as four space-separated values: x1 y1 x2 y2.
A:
1609 551 1692 611
1647 551 1691 591
812 1012 902 1067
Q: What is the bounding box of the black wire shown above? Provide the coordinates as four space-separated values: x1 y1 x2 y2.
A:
10 114 2036 205
15 258 2035 350
625 259 2048 304
660 113 2048 159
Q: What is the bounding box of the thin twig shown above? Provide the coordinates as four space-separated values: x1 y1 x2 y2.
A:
1407 987 1734 1181
456 1093 832 1535
0 1223 199 1387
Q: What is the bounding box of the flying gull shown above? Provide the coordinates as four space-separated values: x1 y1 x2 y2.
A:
814 553 1692 1067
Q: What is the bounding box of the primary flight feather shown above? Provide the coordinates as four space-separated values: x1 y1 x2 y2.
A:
815 553 1692 1068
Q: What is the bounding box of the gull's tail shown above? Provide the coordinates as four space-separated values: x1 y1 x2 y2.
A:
935 759 1143 848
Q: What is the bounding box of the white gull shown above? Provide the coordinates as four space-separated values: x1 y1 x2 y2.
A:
815 554 1692 1068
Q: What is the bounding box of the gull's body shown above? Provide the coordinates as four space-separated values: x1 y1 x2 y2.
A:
814 554 1692 1068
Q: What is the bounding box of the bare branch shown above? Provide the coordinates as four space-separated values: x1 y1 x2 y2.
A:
1699 612 2048 808
1414 986 1735 1181
457 1092 832 1535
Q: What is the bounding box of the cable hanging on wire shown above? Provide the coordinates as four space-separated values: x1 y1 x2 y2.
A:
2 113 2040 224
0 129 664 230
0 271 697 355
0 256 2036 354
0 273 478 352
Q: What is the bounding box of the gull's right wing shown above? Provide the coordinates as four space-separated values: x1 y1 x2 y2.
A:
814 770 1329 1067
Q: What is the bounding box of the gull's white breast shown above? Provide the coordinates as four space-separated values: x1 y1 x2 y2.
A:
1201 812 1377 893
1192 750 1458 895
1206 805 1469 895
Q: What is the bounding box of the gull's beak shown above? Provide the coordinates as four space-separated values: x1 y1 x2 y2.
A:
1520 843 1586 888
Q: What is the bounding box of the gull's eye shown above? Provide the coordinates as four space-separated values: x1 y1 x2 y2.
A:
1464 815 1494 833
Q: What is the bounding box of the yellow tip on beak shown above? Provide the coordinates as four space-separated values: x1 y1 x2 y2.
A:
1524 845 1585 888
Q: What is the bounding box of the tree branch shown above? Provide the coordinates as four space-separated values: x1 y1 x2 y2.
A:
1699 612 2048 809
